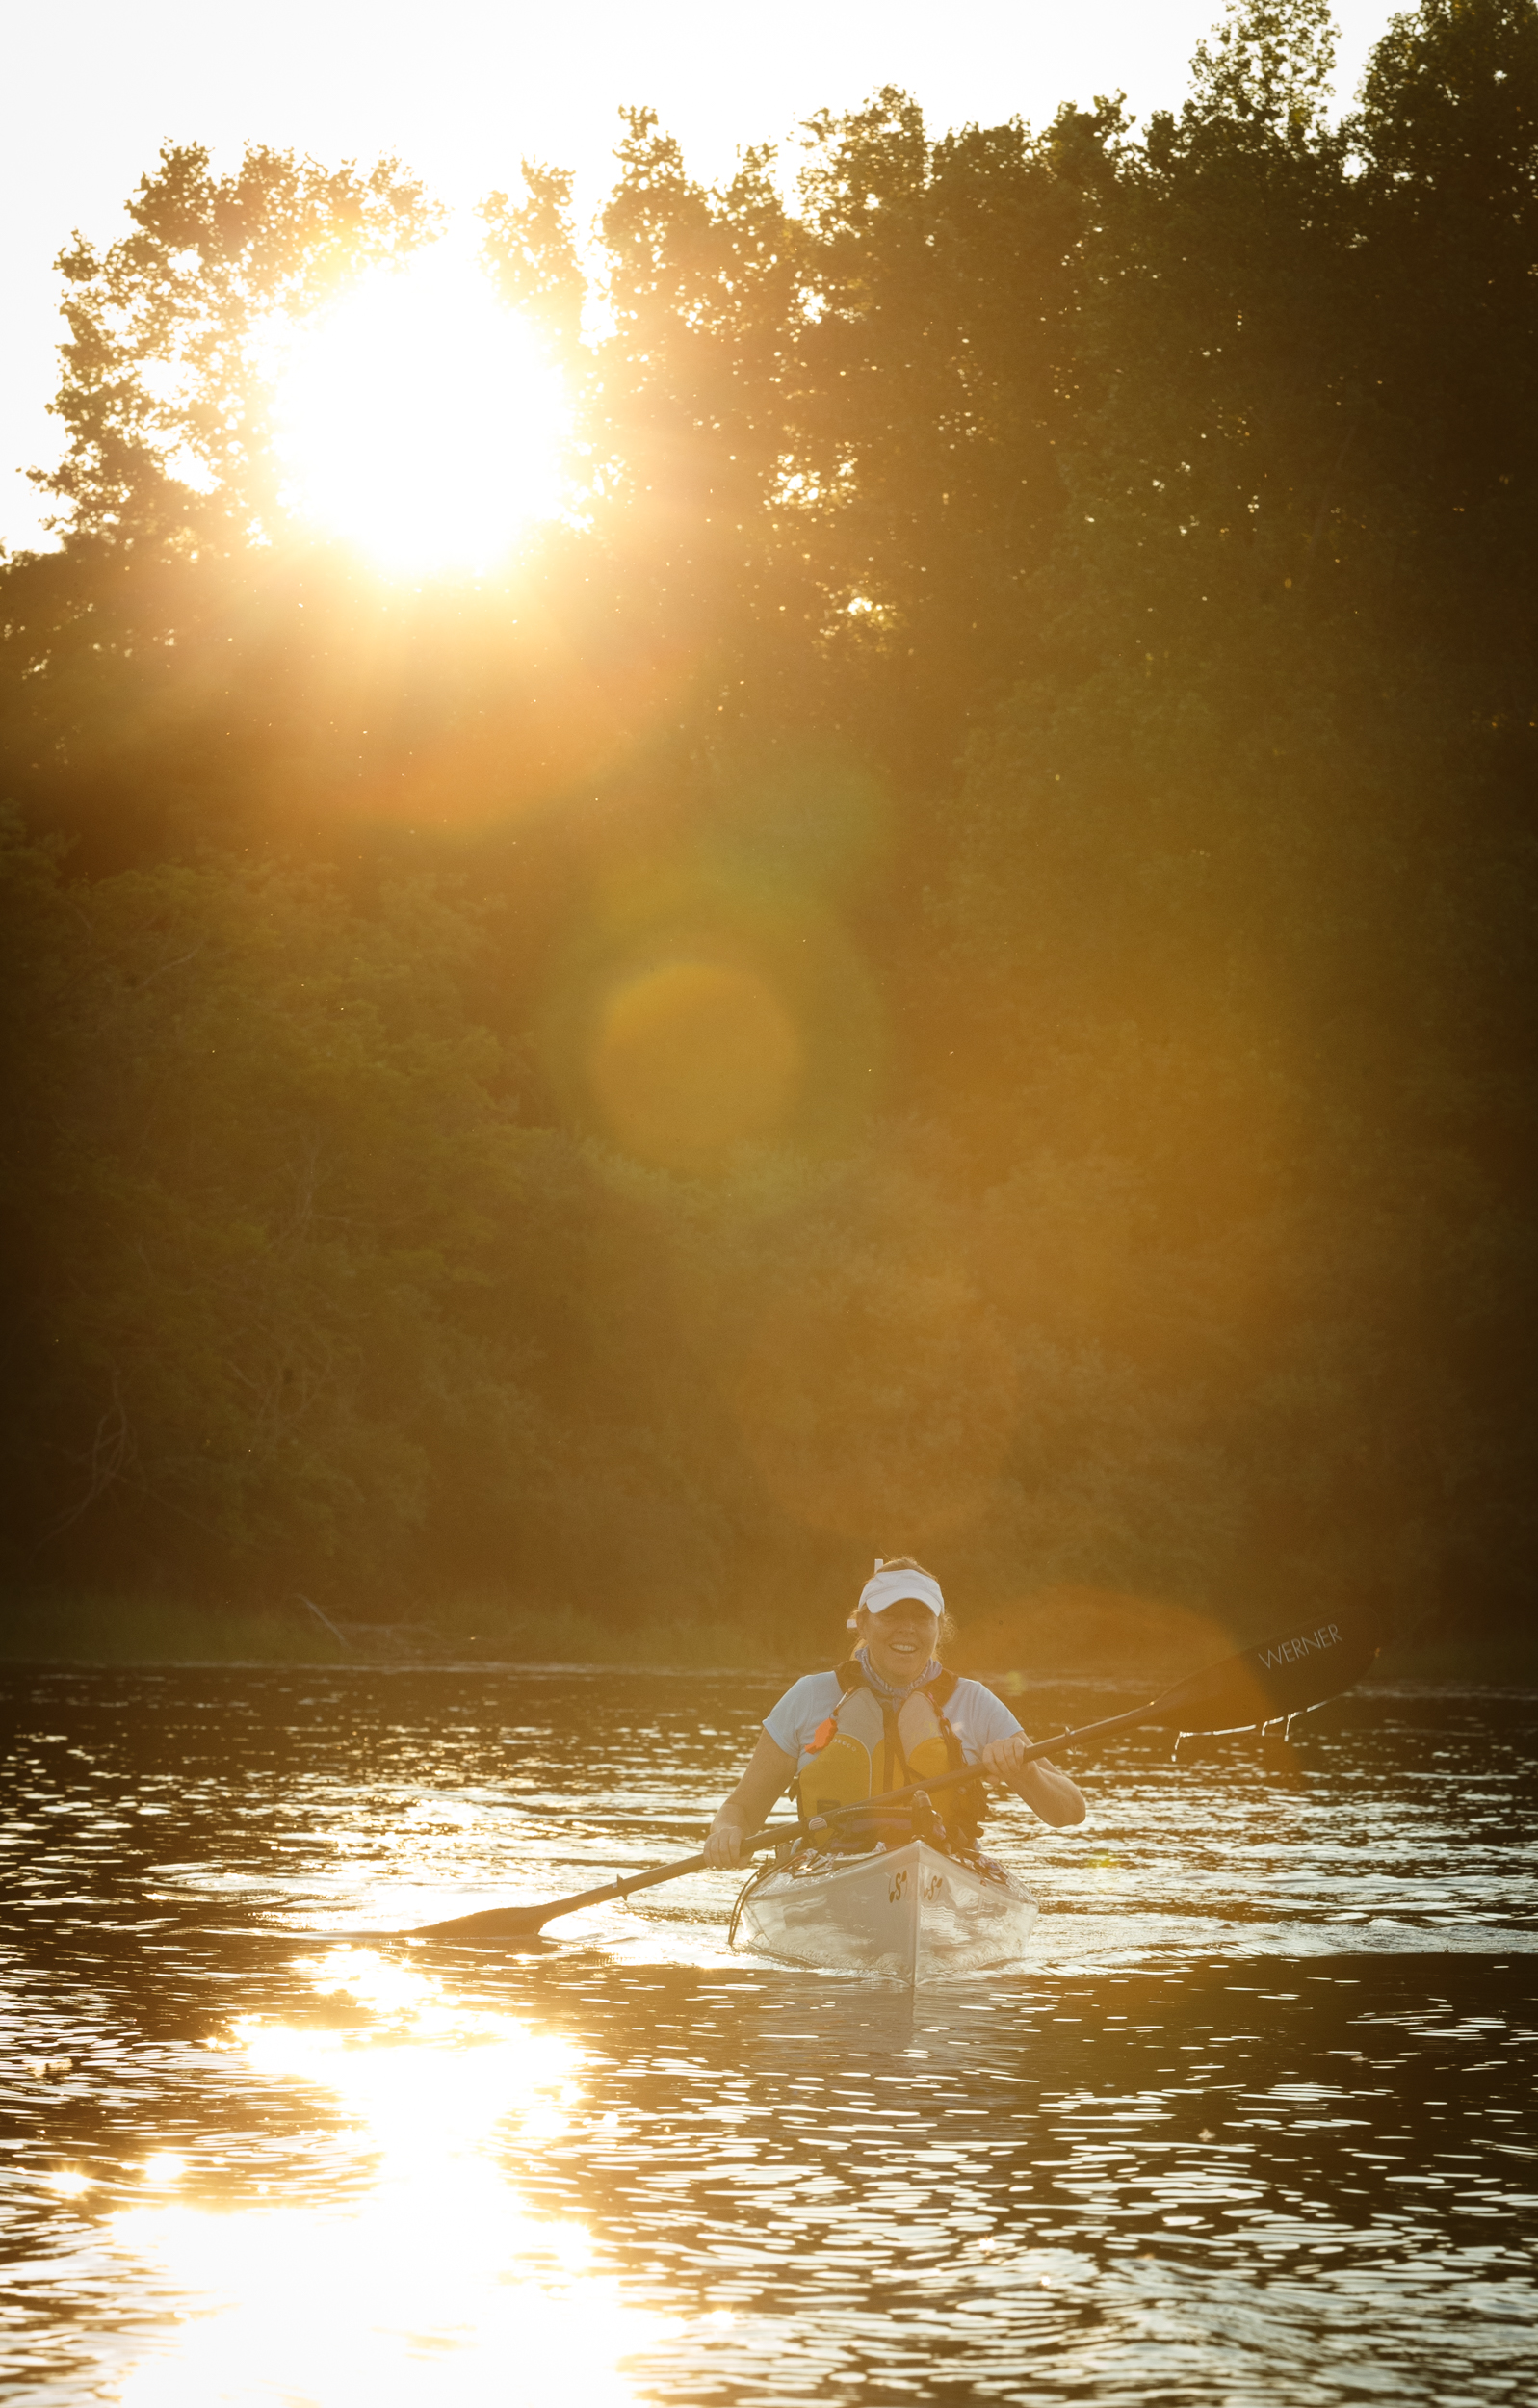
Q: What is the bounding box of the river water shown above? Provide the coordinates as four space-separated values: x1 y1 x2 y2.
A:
2 1663 1535 2405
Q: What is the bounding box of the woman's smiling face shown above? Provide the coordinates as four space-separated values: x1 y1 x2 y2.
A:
858 1600 940 1683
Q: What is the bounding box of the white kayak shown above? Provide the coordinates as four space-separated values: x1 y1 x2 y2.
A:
729 1839 1038 1980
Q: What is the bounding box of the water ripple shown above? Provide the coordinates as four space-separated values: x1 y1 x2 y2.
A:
1 1665 1535 2404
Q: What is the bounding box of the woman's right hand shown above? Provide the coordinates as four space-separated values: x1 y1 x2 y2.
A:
704 1820 744 1868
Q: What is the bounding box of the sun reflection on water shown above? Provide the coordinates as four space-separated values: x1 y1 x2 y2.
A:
107 1950 666 2407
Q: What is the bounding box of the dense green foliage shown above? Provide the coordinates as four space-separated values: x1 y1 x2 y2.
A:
2 2 1533 1657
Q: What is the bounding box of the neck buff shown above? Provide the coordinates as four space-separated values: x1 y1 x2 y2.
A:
854 1644 942 1704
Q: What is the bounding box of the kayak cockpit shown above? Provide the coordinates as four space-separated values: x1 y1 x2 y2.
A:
729 1838 1038 1980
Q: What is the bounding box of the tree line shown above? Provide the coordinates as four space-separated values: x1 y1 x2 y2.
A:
1 1 1533 1657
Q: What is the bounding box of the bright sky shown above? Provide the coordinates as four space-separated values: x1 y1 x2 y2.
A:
4 1 1395 553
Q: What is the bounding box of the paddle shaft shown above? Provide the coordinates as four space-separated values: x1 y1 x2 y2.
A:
410 1605 1385 1936
524 1739 1091 1912
415 1703 1156 1933
412 1720 1116 1934
509 1830 794 1923
803 1701 1151 1832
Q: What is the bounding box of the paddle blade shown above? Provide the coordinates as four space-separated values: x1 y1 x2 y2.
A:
408 1902 552 1940
1141 1607 1387 1733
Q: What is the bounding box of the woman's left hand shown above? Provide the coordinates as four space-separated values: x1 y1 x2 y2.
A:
978 1733 1087 1826
978 1734 1028 1777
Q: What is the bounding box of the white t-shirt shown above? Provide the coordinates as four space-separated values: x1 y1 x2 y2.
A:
764 1670 1024 1770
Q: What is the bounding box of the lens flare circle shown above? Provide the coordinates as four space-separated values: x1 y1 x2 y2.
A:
590 959 802 1168
275 244 569 573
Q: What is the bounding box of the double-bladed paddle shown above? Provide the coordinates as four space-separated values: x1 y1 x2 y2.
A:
407 1603 1386 1941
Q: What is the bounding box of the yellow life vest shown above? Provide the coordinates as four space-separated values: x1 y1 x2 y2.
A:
797 1661 978 1835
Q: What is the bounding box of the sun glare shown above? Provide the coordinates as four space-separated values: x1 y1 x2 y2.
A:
104 1950 671 2406
274 243 570 574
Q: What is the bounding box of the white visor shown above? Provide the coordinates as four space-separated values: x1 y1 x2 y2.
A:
847 1566 945 1629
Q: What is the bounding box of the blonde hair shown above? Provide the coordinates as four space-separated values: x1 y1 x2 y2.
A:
852 1556 957 1652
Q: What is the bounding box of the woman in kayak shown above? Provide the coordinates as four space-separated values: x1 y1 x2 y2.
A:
704 1557 1085 1866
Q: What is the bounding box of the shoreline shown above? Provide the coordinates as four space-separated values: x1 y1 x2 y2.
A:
0 1595 1532 1691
